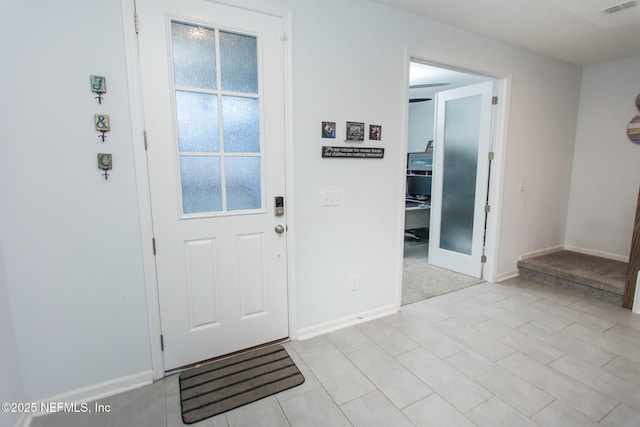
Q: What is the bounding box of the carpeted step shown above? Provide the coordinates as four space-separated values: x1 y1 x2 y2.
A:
517 250 627 304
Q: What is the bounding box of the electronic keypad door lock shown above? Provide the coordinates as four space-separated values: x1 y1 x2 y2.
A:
274 196 284 216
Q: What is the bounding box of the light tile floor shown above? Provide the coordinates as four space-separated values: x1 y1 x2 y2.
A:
32 276 640 426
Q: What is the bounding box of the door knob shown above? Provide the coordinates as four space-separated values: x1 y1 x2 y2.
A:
275 224 285 234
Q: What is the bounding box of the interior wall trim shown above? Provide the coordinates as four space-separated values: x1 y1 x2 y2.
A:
518 245 629 264
563 245 629 263
297 305 397 341
518 246 565 261
30 371 153 418
496 270 520 282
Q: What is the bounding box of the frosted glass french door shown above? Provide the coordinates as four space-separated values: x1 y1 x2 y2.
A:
137 0 289 370
429 81 494 278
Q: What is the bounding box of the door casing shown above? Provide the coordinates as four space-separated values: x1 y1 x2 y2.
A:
396 52 511 308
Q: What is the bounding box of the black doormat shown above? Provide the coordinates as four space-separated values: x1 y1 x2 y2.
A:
179 345 305 424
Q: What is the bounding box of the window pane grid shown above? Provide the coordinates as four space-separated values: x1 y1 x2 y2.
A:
175 86 260 100
171 21 263 216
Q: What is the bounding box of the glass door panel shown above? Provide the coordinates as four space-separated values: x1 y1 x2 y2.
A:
180 156 222 214
439 95 481 255
171 22 217 90
175 91 219 152
220 31 258 93
170 21 263 215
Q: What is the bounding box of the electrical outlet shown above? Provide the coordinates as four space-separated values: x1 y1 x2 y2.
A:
322 190 341 206
351 274 360 292
518 181 527 192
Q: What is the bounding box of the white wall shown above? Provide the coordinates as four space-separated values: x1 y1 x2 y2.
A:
565 55 640 259
495 56 582 275
0 245 24 427
0 0 151 400
0 0 583 402
270 0 581 328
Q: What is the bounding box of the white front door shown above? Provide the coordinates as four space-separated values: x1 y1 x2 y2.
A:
137 0 289 370
429 81 494 278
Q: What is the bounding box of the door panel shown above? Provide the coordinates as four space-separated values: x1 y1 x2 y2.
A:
184 238 220 329
137 0 288 370
238 233 267 318
429 81 493 278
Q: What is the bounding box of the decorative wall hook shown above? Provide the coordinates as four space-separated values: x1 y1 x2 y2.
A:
90 75 107 104
98 153 112 180
95 114 110 142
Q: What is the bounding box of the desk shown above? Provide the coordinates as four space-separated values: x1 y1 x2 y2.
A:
405 199 430 231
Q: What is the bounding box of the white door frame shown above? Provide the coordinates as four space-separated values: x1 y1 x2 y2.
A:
396 50 511 307
120 0 297 380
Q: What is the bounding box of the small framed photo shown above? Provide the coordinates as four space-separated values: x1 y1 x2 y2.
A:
345 121 365 141
322 121 336 139
369 125 382 141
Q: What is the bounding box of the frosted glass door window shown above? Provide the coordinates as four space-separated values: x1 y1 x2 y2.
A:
171 21 262 214
220 32 258 93
225 157 261 210
171 23 217 90
439 95 481 255
222 96 260 152
180 156 222 213
175 91 219 152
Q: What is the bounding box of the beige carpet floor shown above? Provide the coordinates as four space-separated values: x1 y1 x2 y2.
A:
402 240 484 305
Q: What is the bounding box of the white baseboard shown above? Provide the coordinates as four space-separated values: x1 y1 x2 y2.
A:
518 244 629 263
518 246 564 261
496 270 520 282
30 370 153 419
564 245 629 263
297 304 397 341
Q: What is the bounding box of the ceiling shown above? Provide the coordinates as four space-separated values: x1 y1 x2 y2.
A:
409 62 490 99
370 0 640 66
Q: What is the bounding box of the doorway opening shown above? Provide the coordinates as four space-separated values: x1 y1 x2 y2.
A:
402 60 498 305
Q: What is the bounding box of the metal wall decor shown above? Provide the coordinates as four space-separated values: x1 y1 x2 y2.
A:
91 75 112 180
90 75 107 104
98 153 112 180
628 93 640 144
95 114 110 142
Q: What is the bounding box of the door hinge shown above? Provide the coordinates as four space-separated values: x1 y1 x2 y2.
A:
152 238 156 255
484 204 491 214
492 96 498 105
481 255 487 264
143 130 148 150
488 151 495 161
160 334 164 351
134 12 140 34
